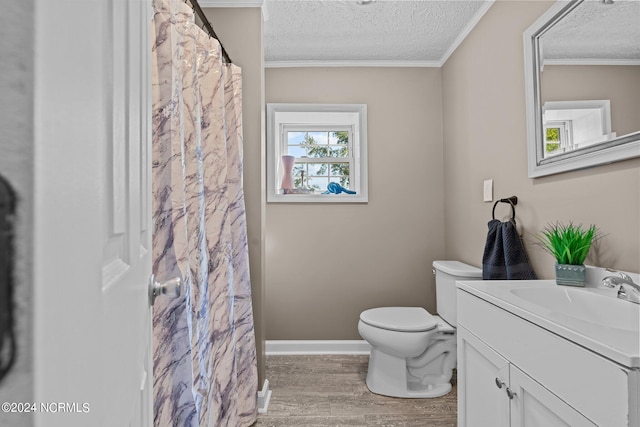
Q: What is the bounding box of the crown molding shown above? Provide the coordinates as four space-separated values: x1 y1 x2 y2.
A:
265 60 442 68
439 0 495 66
198 0 264 7
543 59 640 66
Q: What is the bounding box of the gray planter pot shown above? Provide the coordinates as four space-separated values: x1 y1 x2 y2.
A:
555 263 586 287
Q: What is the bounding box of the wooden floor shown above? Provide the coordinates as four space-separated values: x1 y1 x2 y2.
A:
254 355 457 427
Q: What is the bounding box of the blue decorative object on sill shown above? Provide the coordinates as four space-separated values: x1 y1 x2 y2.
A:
322 182 356 195
555 263 586 287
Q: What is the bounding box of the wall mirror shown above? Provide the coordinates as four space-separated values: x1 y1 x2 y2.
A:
523 0 640 178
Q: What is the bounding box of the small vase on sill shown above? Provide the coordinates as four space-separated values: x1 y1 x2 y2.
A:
555 263 586 287
280 155 295 191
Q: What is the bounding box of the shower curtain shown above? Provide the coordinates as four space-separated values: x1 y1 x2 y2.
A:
150 0 258 425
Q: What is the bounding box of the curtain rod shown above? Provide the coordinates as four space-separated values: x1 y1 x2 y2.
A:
186 0 233 64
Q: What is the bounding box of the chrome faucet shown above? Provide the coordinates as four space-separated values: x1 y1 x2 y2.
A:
602 272 640 304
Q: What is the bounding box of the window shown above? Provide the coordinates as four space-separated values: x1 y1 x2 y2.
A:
267 104 368 203
541 100 614 161
544 121 572 156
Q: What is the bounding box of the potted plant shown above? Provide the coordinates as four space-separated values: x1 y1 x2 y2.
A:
535 222 599 287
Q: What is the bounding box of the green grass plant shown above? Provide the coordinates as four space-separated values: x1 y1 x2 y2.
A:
536 222 598 266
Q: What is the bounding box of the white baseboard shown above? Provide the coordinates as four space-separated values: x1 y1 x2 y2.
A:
265 340 371 355
257 379 271 414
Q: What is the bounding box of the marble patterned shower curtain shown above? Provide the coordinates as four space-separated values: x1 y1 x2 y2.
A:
150 0 258 425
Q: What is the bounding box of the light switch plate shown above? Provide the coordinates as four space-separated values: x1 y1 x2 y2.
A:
483 179 493 202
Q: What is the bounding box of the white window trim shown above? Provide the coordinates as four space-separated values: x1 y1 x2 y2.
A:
267 103 368 203
544 120 572 156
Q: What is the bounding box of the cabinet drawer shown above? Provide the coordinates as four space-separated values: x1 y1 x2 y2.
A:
458 289 632 426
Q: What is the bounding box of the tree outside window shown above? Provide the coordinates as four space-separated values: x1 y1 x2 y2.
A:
287 130 351 191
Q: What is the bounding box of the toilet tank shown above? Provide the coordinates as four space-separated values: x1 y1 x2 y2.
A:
432 260 482 326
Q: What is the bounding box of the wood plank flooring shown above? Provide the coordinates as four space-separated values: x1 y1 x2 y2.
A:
254 355 457 427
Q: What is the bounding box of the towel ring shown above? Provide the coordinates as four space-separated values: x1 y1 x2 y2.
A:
492 196 518 221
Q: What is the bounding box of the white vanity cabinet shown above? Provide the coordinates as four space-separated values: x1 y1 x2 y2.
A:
456 282 640 427
458 326 596 427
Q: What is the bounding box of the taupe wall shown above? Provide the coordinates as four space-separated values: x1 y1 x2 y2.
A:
0 1 34 426
265 67 445 340
205 8 266 382
442 1 640 277
541 65 640 138
213 0 640 348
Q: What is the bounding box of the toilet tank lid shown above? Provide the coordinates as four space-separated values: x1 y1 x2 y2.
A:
432 260 482 278
360 307 437 332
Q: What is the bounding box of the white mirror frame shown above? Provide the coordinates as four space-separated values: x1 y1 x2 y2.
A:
523 0 640 178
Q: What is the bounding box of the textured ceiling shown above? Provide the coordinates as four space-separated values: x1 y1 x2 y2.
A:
263 0 492 65
543 1 640 62
239 0 640 66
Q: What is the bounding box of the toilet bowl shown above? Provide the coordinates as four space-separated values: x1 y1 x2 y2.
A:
358 260 482 398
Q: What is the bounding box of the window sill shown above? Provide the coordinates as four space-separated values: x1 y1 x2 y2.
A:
268 192 368 204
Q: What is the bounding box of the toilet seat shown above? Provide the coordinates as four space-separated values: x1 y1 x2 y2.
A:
360 307 437 332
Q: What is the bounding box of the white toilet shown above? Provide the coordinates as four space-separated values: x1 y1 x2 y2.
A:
358 260 482 398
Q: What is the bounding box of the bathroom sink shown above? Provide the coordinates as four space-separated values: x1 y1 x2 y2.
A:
509 286 639 333
456 279 640 367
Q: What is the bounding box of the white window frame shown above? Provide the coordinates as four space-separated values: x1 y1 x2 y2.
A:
267 103 368 203
544 120 572 157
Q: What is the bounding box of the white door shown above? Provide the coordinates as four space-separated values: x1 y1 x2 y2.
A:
457 326 511 427
33 0 157 425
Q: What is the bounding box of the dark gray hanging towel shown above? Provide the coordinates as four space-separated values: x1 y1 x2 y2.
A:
482 219 537 280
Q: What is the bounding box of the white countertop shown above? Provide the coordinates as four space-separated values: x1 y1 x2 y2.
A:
456 279 640 369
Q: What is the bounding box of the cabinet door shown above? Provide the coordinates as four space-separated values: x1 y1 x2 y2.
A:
509 365 597 427
458 326 511 427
